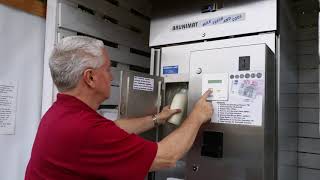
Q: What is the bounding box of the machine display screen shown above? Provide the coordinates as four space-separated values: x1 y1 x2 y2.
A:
208 80 222 84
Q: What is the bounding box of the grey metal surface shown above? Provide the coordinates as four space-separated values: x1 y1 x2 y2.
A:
119 70 163 141
185 44 276 180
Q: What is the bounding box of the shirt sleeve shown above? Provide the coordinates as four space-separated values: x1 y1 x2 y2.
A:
78 118 158 180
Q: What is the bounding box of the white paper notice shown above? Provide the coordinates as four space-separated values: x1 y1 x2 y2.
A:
202 71 264 126
0 81 18 134
133 76 154 92
98 109 119 121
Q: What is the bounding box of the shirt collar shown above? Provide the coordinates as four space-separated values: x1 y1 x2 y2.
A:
56 93 95 112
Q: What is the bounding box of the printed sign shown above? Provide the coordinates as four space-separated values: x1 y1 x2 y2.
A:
172 13 245 31
163 65 179 75
133 76 154 92
202 71 264 126
0 81 18 134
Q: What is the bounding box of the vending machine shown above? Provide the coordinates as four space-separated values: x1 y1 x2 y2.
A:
186 44 276 180
147 0 296 179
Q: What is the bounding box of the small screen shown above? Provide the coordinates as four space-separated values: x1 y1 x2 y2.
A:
208 80 222 84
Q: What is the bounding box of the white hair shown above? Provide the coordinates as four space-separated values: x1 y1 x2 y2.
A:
49 36 105 92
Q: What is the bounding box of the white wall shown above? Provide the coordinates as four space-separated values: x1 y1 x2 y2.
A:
0 4 45 180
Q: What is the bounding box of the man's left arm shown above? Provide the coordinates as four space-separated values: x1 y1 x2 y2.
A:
114 106 180 134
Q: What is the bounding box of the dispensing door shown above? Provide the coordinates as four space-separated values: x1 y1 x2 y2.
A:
186 44 276 180
119 70 164 140
118 70 163 118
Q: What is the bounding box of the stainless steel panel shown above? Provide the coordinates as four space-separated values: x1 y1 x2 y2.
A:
119 70 163 142
119 70 163 118
186 44 276 180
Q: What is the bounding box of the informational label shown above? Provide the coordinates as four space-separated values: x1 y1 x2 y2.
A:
202 71 264 126
0 81 18 134
133 76 154 92
163 65 179 75
171 13 245 31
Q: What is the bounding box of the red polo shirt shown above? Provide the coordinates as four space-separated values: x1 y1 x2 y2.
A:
25 94 157 180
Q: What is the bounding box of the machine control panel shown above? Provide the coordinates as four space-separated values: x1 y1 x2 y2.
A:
202 73 229 101
202 71 265 126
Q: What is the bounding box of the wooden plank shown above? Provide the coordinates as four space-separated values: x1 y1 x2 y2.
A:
280 94 298 108
296 12 318 29
297 40 318 48
279 150 297 166
279 108 299 123
297 27 318 41
299 153 320 170
297 40 318 55
299 94 319 108
299 108 320 123
299 168 320 180
58 2 150 52
279 166 298 180
299 138 320 154
292 0 318 12
298 55 319 69
280 83 298 94
299 69 319 83
298 83 319 94
279 137 298 151
67 0 150 34
0 0 46 17
299 123 320 138
280 70 299 84
279 122 298 137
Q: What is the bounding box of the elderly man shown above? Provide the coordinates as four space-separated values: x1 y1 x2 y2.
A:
25 36 213 180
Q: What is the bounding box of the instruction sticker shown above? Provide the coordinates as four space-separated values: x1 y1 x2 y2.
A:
0 80 18 134
133 76 154 92
202 71 264 126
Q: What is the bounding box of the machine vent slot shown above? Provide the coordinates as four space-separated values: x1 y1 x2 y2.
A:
78 5 95 15
130 48 150 58
76 32 119 48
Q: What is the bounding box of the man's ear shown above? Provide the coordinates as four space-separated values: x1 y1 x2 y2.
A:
83 69 95 88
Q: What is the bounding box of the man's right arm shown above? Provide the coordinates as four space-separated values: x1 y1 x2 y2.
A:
149 90 213 171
